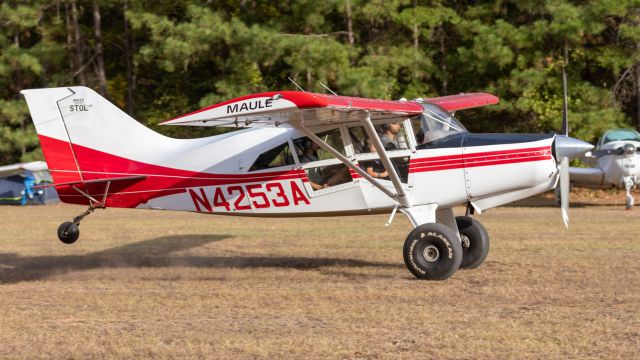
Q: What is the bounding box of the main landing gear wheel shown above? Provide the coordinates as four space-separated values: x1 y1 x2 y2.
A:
455 216 490 269
403 223 462 280
57 221 80 244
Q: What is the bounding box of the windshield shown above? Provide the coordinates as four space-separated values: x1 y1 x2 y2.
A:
413 103 467 144
601 129 640 145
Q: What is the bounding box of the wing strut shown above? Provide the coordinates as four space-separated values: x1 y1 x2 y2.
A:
358 111 412 208
290 112 400 202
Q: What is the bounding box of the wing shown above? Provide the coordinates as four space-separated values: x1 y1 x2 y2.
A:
160 91 499 129
0 161 48 177
569 167 604 186
425 93 499 112
160 91 424 129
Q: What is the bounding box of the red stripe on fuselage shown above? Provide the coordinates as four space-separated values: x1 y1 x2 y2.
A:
409 146 552 173
38 135 306 207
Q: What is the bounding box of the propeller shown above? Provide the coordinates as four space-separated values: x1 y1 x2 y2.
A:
591 143 638 157
591 147 625 157
553 65 594 228
559 156 569 227
561 65 569 137
557 65 571 228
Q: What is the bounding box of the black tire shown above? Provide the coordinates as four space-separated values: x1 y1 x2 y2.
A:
57 221 80 244
403 223 462 280
455 216 490 269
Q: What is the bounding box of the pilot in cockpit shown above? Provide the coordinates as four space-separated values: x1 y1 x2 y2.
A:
380 122 402 150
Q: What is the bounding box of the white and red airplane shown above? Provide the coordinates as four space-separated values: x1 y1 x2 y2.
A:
21 86 592 280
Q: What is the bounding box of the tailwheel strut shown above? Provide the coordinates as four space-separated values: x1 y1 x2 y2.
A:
57 181 111 244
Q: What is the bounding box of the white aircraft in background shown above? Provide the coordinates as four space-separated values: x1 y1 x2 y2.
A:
568 129 640 209
0 161 48 177
21 86 591 280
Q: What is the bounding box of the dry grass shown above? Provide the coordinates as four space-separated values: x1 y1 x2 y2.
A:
0 190 639 359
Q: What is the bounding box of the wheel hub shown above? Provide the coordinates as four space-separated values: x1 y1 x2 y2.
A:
461 234 471 250
422 245 440 262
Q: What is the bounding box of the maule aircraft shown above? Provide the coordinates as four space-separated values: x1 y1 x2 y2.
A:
568 128 640 209
21 86 592 280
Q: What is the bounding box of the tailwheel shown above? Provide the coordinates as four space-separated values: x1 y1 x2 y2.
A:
403 223 462 280
56 206 97 244
455 216 490 269
57 221 80 244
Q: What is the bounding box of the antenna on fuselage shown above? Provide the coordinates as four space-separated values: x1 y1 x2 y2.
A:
319 82 338 96
287 77 306 92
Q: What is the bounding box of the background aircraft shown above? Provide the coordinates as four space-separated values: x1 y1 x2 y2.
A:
0 161 58 205
568 129 640 209
21 86 591 280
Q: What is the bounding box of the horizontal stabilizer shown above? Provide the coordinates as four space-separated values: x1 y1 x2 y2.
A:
34 175 146 189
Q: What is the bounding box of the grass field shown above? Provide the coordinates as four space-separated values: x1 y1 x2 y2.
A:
1 192 639 359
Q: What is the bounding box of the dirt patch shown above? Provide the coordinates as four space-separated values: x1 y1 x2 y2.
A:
0 204 638 359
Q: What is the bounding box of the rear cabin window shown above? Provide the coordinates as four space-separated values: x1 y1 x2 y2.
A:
249 142 295 171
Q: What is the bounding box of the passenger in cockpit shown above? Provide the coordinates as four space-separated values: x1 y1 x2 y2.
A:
364 139 388 179
299 139 327 190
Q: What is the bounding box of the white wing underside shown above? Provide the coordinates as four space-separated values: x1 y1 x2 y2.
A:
164 107 413 129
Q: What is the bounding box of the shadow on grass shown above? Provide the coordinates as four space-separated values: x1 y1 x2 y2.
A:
0 234 398 284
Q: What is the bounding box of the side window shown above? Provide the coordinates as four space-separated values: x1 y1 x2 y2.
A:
376 122 408 150
249 142 294 171
349 123 410 184
410 115 426 145
348 127 368 154
348 123 409 152
294 131 352 191
318 128 346 159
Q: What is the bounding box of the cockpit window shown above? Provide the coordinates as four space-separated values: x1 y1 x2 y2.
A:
601 130 640 145
411 103 467 145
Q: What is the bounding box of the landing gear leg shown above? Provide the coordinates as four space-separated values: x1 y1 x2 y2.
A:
624 176 634 210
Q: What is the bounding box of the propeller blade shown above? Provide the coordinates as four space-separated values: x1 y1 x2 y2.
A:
561 66 569 136
560 156 570 228
592 148 624 157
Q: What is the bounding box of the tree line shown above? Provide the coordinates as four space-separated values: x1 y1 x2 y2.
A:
1 0 639 164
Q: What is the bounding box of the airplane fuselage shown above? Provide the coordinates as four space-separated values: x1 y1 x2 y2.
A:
41 126 557 216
